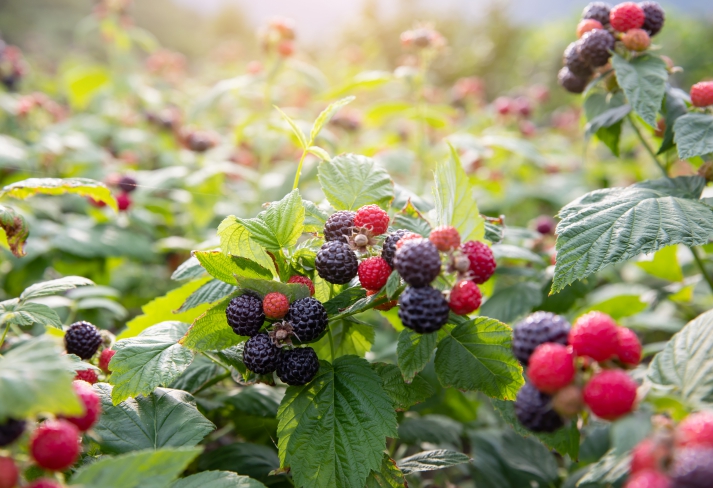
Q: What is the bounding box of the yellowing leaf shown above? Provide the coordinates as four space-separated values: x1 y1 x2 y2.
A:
1 178 117 211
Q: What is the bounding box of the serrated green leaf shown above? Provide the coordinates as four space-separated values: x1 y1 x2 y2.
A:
318 154 394 211
2 302 63 329
398 414 463 446
303 200 330 233
479 282 543 324
217 217 278 278
234 276 311 301
193 250 272 283
435 317 524 400
0 204 29 257
20 276 94 301
181 296 247 352
277 355 398 488
365 455 407 488
674 113 713 160
393 199 432 237
372 362 434 411
611 53 667 127
385 271 401 299
636 245 683 282
93 384 214 453
312 318 375 360
274 106 308 148
309 96 355 143
238 189 305 251
109 322 195 404
658 87 688 155
197 443 281 483
323 286 367 315
226 385 284 418
171 256 205 281
178 279 237 312
397 449 471 474
552 176 713 293
585 105 631 139
576 448 630 487
583 92 628 156
397 328 437 383
171 471 267 488
1 177 118 211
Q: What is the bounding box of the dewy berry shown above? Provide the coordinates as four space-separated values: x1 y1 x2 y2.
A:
394 238 442 287
528 343 576 394
358 256 392 291
582 1 612 25
0 418 26 447
577 18 603 38
616 327 643 365
558 67 589 94
99 349 116 374
515 382 564 433
564 41 594 78
381 229 411 268
398 286 449 334
579 29 615 67
287 275 315 296
75 368 99 384
460 240 496 284
226 294 265 337
0 457 18 488
242 333 279 375
353 204 389 235
670 448 713 488
623 470 671 488
323 210 355 242
569 311 619 361
622 28 651 51
429 225 461 252
676 412 713 449
277 347 320 385
64 321 102 359
263 292 290 320
30 419 81 471
690 82 713 108
448 280 482 315
610 2 645 32
640 1 665 36
512 311 571 366
315 240 358 285
583 369 638 420
63 380 101 431
285 297 328 342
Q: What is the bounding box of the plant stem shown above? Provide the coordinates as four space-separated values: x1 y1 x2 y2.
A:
627 114 668 178
0 321 9 351
292 148 308 190
691 246 713 292
327 326 336 363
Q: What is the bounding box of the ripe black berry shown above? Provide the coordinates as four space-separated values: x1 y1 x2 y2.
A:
515 383 564 433
640 1 665 36
558 67 589 94
324 211 355 243
512 312 571 366
394 239 441 287
579 29 615 68
671 448 713 488
226 294 265 337
582 2 611 25
0 418 26 447
277 347 320 385
285 297 328 342
564 41 593 78
243 333 279 375
398 286 449 334
64 321 102 360
381 229 410 268
315 241 358 285
118 176 137 193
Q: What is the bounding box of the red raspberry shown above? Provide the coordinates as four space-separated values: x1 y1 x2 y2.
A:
583 370 638 420
616 327 642 365
26 481 63 488
493 97 512 115
288 275 315 296
74 368 98 384
99 349 116 374
623 470 671 488
63 380 101 432
691 81 713 108
30 419 81 471
448 280 482 315
460 241 496 284
528 343 576 394
263 292 290 320
631 438 668 473
676 412 713 449
569 311 619 361
429 226 461 252
0 457 19 488
117 192 131 211
610 2 645 32
577 18 603 38
395 232 421 249
354 204 390 236
622 28 651 51
358 257 392 291
366 290 397 311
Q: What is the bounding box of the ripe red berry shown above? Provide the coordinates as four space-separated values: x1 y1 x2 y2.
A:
99 349 116 374
63 380 101 432
583 370 638 420
616 327 642 365
26 481 63 488
631 438 667 473
394 232 421 249
30 419 81 471
448 280 482 315
74 368 99 384
493 97 512 115
358 257 392 291
366 290 397 311
610 2 645 32
287 275 315 296
354 205 390 236
0 457 19 488
569 311 619 362
691 81 713 108
577 18 603 38
117 192 131 211
622 28 651 51
429 226 461 252
623 469 671 488
460 241 496 284
528 343 576 394
263 292 290 320
676 412 713 449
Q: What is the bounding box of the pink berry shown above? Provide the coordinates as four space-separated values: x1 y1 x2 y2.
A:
616 327 643 366
0 457 19 488
528 343 576 394
354 205 390 236
99 349 116 374
610 2 645 32
30 419 81 471
263 292 290 320
358 257 392 291
584 370 638 420
623 469 671 488
569 311 619 362
676 412 713 449
429 226 461 252
460 241 496 284
448 280 482 316
287 275 315 296
74 368 99 384
63 380 101 432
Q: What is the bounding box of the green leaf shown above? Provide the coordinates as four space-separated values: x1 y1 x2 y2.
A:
0 204 29 257
193 250 272 283
393 199 432 237
277 355 398 488
93 384 214 453
674 113 713 160
312 318 375 360
583 92 629 156
70 447 202 488
552 176 713 293
372 362 434 411
323 286 367 315
385 271 401 299
365 455 407 488
658 87 688 155
274 106 308 148
171 472 267 488
397 450 471 475
234 276 311 301
217 217 278 278
181 296 246 352
109 322 195 404
435 317 524 400
309 96 355 143
0 336 82 420
479 282 543 324
1 301 63 329
197 443 281 483
433 145 485 243
0 177 118 211
585 105 630 139
62 64 110 110
398 414 463 446
20 276 94 301
611 53 668 127
636 245 683 282
397 328 437 383
238 189 305 251
226 385 283 418
171 257 205 281
307 146 331 160
178 279 237 312
303 200 330 233
576 448 629 487
318 154 394 211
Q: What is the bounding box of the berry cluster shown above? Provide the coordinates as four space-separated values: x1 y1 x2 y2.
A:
513 311 642 432
65 320 116 384
259 17 296 58
624 412 713 488
558 1 666 94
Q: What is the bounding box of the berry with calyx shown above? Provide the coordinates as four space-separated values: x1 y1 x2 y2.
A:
449 280 482 315
640 1 665 36
552 384 584 417
99 349 116 374
263 292 290 320
285 297 328 342
0 418 25 447
358 257 392 291
315 240 358 285
394 239 442 287
580 29 615 67
513 311 571 366
515 382 564 433
75 369 98 384
577 18 604 38
117 192 131 211
564 41 594 78
398 286 449 334
558 67 589 94
616 327 643 365
460 240 496 284
631 438 668 473
118 175 137 193
528 343 576 394
583 2 612 25
26 481 63 488
382 229 410 268
569 311 619 361
353 204 390 236
277 347 320 385
583 370 638 420
624 470 671 488
63 380 101 431
226 294 265 336
610 2 645 32
366 290 397 311
64 321 102 360
243 333 279 374
288 275 315 296
0 457 18 488
691 82 713 108
670 448 713 488
429 225 461 252
324 210 355 242
622 28 651 51
30 420 81 471
676 412 713 449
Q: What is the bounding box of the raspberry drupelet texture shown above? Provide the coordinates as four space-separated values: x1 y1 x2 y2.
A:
63 380 101 431
226 294 265 337
570 311 619 362
582 2 612 25
75 368 99 384
30 420 81 471
398 286 450 334
99 349 116 374
0 418 26 447
429 226 461 252
640 1 665 36
583 369 638 420
323 210 355 242
610 2 645 32
242 333 279 375
515 382 565 433
394 238 442 287
288 275 315 296
690 82 713 108
579 29 615 67
285 297 328 342
358 256 392 291
512 311 571 366
564 41 594 78
263 292 290 320
448 280 482 315
670 448 713 488
315 240 358 285
381 229 411 268
277 347 320 385
622 28 651 51
527 343 576 394
577 18 604 38
558 67 589 94
64 321 103 359
353 204 390 235
676 412 713 449
460 240 496 284
616 327 643 365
